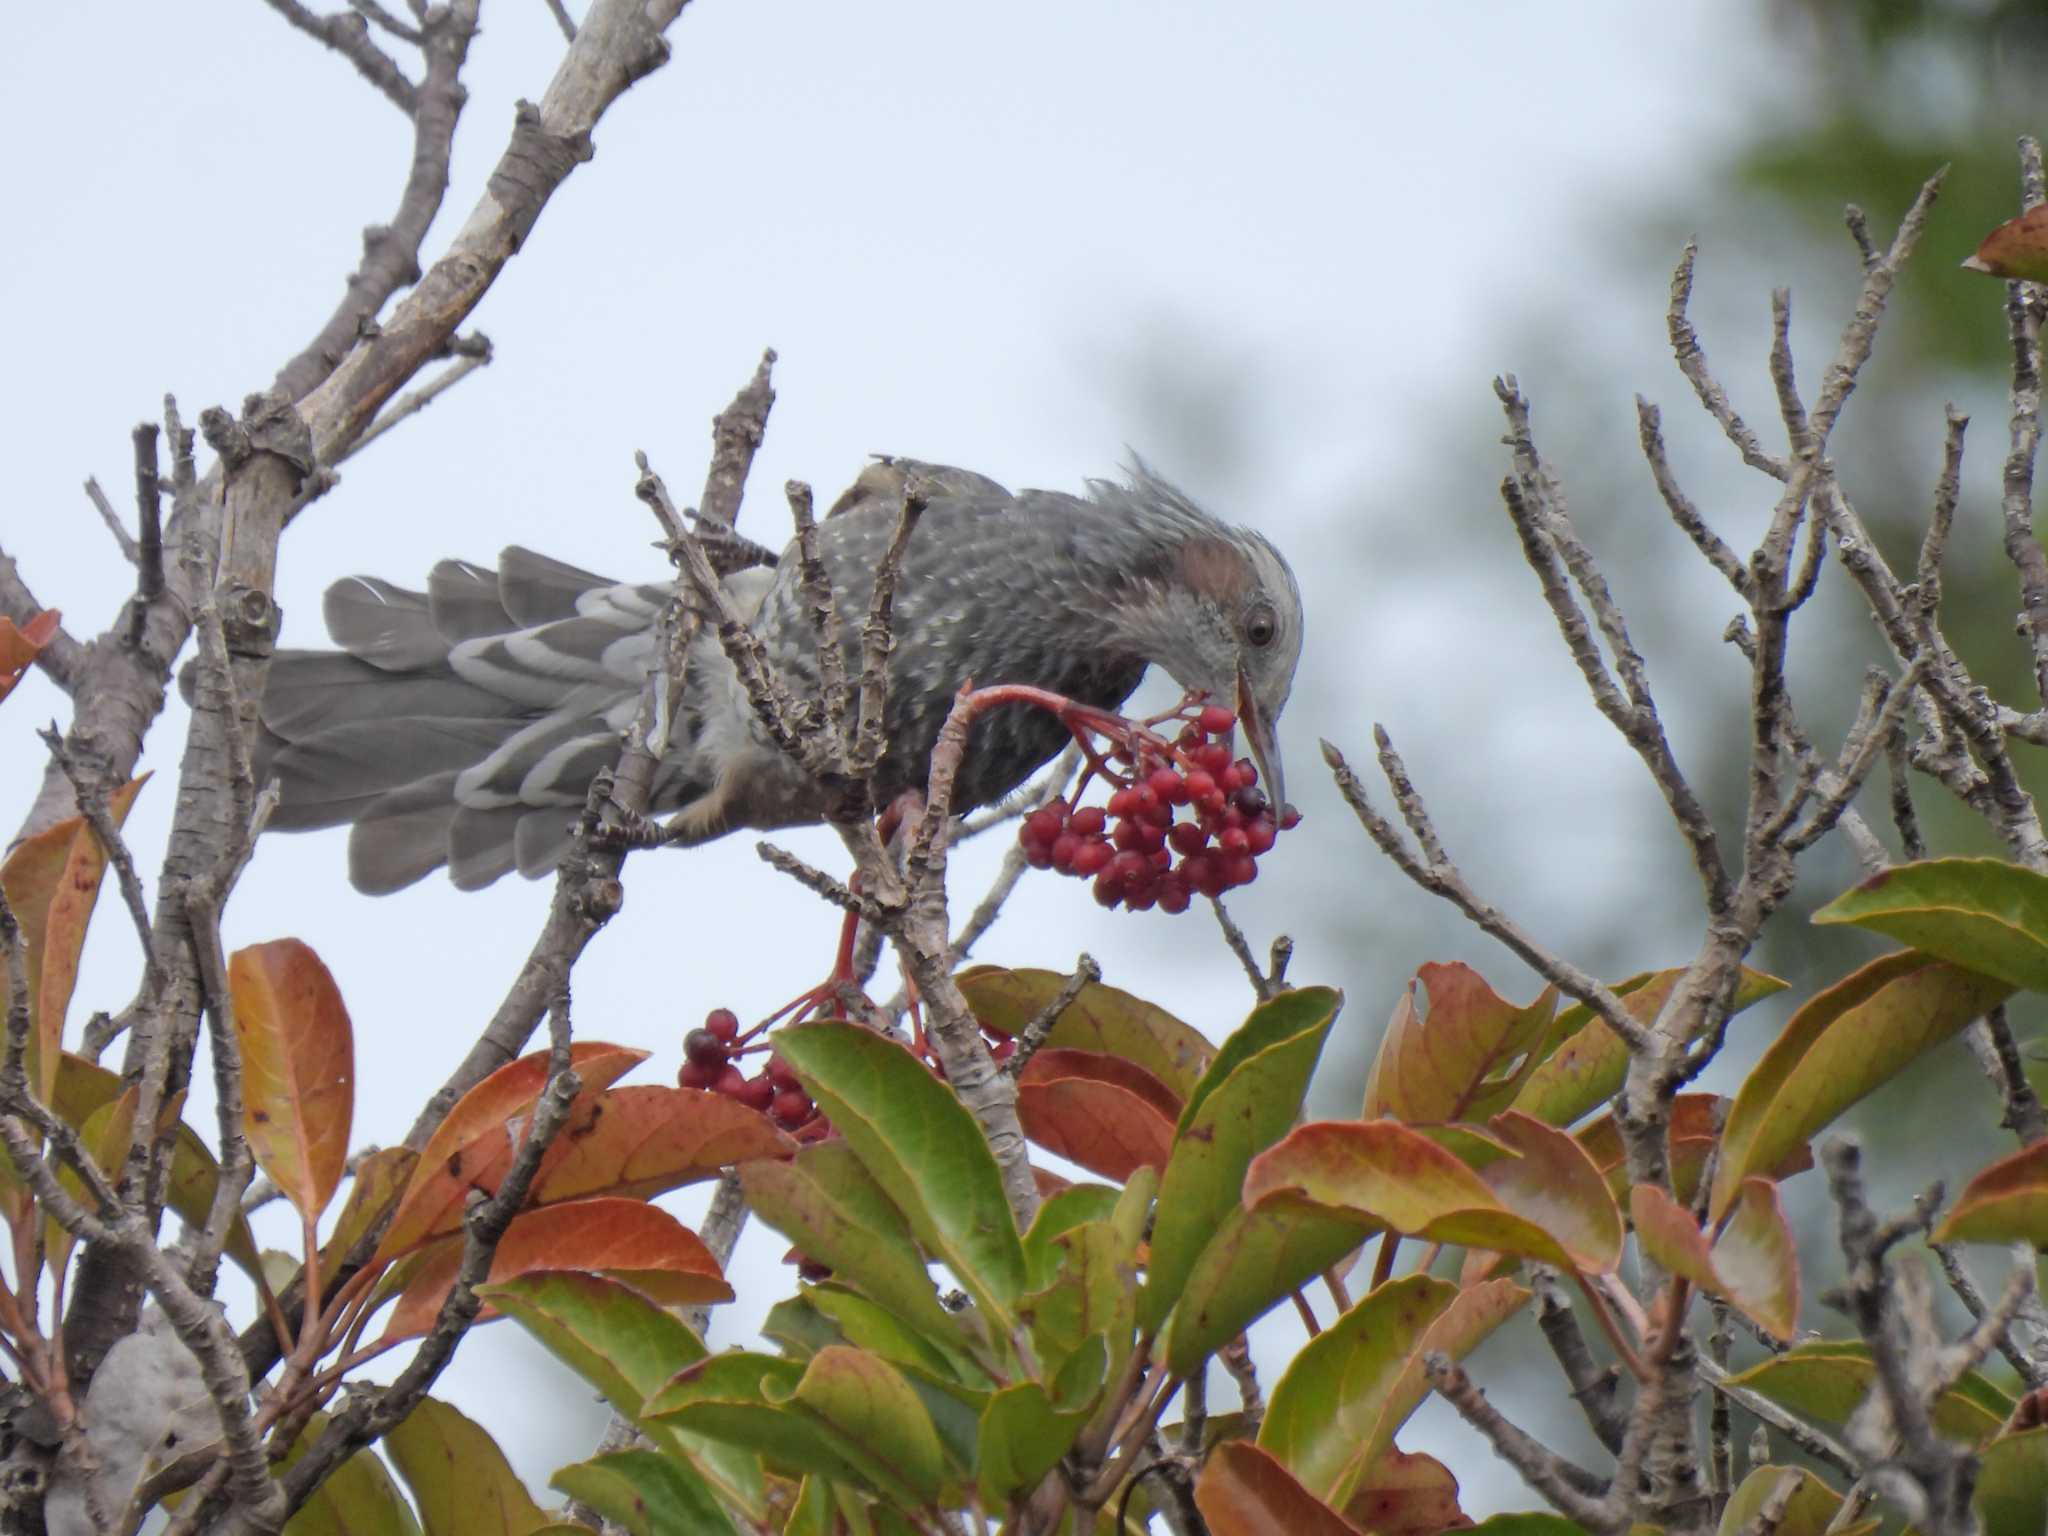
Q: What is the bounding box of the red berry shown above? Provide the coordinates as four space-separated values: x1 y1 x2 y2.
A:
772 1088 813 1128
1125 881 1158 912
1093 870 1124 908
1072 839 1113 875
798 1259 833 1283
1219 762 1249 792
1233 785 1270 818
1148 767 1188 804
1169 822 1207 855
704 1007 740 1042
1150 847 1172 870
1218 826 1250 856
736 1075 776 1112
1106 787 1138 818
1131 785 1162 822
1070 805 1106 837
1245 817 1277 855
1181 852 1225 898
1279 803 1302 830
1198 705 1237 737
1025 844 1054 870
1183 769 1217 802
1111 849 1151 886
991 1038 1017 1064
1232 758 1259 787
715 1064 748 1097
1051 833 1080 871
678 1061 716 1090
1025 807 1064 844
1157 874 1191 914
1130 819 1166 854
684 1029 728 1070
1195 743 1232 774
1223 852 1258 887
767 1053 801 1090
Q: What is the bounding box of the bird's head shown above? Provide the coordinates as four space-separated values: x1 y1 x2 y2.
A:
1089 467 1305 808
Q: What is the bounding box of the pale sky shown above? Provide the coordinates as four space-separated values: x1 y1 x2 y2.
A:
1 1 1778 1514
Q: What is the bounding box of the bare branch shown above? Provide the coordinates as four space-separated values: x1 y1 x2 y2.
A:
83 477 139 565
259 0 418 114
1324 735 1650 1053
1667 241 1788 480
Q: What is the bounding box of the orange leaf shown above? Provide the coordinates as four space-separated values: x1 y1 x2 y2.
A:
528 1084 794 1205
229 940 354 1223
1195 1440 1366 1536
0 776 147 1104
0 610 61 705
1363 963 1554 1123
1016 1047 1183 1182
1020 1048 1183 1121
1633 1178 1799 1340
1342 1448 1469 1536
1965 205 2048 282
1934 1139 2048 1247
377 1042 646 1260
377 1197 731 1342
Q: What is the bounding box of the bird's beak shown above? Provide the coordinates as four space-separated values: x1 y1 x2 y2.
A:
1234 661 1285 812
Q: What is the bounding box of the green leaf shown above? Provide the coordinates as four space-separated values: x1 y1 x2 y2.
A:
1165 1197 1366 1376
1725 1340 2011 1444
1716 1466 1871 1536
773 1022 1026 1319
976 1379 1092 1510
1023 1183 1123 1288
1141 987 1340 1334
738 1150 968 1364
382 1396 550 1536
1977 1426 2048 1536
1020 1221 1136 1388
793 1346 947 1506
482 1270 763 1518
1813 857 2048 991
1462 1518 1595 1536
806 1285 988 1395
550 1450 738 1536
1258 1274 1527 1508
957 966 1214 1097
1712 952 2012 1219
646 1353 911 1501
1512 966 1786 1128
278 1411 425 1536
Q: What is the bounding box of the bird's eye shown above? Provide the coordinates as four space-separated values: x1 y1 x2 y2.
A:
1244 604 1278 648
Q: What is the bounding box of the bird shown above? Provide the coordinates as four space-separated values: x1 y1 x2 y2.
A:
255 459 1304 895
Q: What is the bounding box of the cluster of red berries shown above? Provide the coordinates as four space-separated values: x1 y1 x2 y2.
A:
1017 704 1298 912
678 1007 829 1139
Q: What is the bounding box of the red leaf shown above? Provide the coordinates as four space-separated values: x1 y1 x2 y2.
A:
528 1085 794 1205
0 609 60 705
1017 1067 1177 1182
1019 1048 1183 1121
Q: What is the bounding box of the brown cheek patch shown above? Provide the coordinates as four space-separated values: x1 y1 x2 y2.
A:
1177 538 1256 603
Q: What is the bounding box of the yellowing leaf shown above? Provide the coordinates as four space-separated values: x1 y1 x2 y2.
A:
1195 1439 1368 1536
1934 1139 2048 1247
1364 962 1554 1123
1712 953 2011 1220
1813 857 2048 991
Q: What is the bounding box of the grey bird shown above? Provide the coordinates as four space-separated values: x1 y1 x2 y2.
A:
257 460 1304 894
